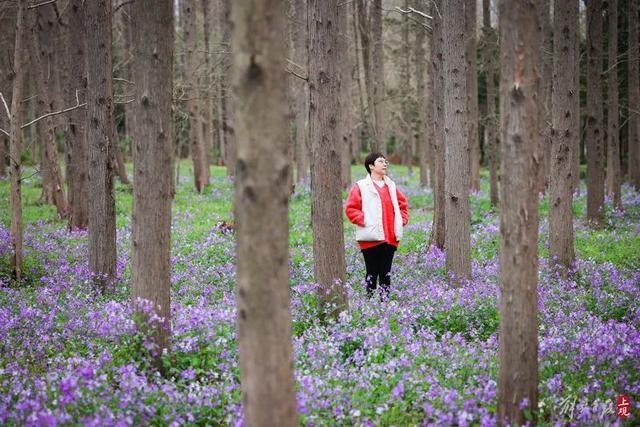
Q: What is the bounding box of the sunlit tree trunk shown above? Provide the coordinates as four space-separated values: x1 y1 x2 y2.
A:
233 0 299 422
497 0 540 424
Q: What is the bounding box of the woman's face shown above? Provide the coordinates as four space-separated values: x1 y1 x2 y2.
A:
371 157 388 176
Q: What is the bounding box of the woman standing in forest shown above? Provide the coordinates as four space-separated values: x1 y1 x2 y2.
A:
345 153 409 298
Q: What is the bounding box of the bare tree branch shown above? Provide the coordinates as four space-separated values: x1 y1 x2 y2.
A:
21 100 86 129
0 92 10 120
28 0 58 9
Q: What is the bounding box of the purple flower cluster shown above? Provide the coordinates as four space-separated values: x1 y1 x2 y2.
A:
0 179 638 426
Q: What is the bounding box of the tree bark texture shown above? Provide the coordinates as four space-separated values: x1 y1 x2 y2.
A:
64 0 89 230
430 0 445 250
182 0 208 192
371 0 385 154
537 0 552 194
201 0 216 167
466 0 480 192
308 0 348 318
483 0 498 207
572 12 582 195
607 0 622 209
131 0 175 360
86 0 117 293
338 1 352 190
586 0 605 227
549 0 578 271
356 0 378 152
0 3 15 178
31 4 67 218
400 0 411 173
292 0 310 184
497 1 540 424
443 0 471 282
222 0 236 176
415 2 429 188
233 0 299 423
10 0 27 280
628 0 640 189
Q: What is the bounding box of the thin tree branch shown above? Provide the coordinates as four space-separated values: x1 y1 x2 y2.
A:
114 0 135 13
286 68 308 81
0 92 10 120
21 100 86 129
0 128 8 137
28 0 57 9
395 6 432 20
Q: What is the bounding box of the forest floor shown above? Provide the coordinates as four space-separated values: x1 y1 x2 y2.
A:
0 162 639 426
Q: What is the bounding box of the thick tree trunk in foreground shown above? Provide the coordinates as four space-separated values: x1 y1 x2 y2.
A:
31 4 66 218
309 0 348 318
549 0 578 272
586 0 605 227
443 0 471 283
131 0 174 362
65 0 88 230
10 0 27 281
466 0 480 192
233 0 299 423
430 0 445 249
86 0 117 293
607 0 622 209
497 1 540 424
483 0 498 207
628 0 640 189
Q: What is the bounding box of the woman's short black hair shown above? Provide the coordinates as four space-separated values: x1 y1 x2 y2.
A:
364 152 385 175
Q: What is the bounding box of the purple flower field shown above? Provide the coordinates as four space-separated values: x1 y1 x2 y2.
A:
0 174 639 426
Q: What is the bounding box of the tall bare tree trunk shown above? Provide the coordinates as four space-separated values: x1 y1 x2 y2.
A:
549 0 578 272
201 0 216 168
400 0 411 173
291 0 309 183
64 0 88 230
415 2 429 188
572 20 582 195
466 0 480 192
497 1 540 424
629 0 640 189
356 0 380 153
131 0 175 363
309 0 348 318
371 0 385 154
537 0 552 194
222 0 236 176
483 0 498 207
31 4 67 218
607 0 622 209
338 1 352 189
443 0 471 283
430 0 445 250
0 4 15 179
10 0 27 281
182 0 208 191
86 0 117 293
352 3 368 153
233 0 299 422
586 0 605 227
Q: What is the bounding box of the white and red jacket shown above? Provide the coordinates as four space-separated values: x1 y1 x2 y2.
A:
345 175 409 250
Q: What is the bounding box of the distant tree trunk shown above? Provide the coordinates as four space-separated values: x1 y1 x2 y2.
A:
586 0 605 227
483 0 498 207
415 2 429 188
607 0 622 209
182 0 208 192
131 0 175 364
549 0 578 272
233 0 299 422
64 0 89 230
352 4 369 150
338 1 352 189
201 0 216 168
400 0 411 173
497 1 540 424
629 0 640 189
371 0 385 154
356 0 378 152
430 0 445 250
10 0 27 281
222 0 236 176
309 0 348 318
466 0 480 192
86 0 117 293
443 0 471 283
537 0 552 194
291 0 309 184
113 127 130 184
121 1 136 151
31 4 67 218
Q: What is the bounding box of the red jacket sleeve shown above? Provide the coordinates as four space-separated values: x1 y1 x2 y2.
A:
397 188 409 226
345 185 365 226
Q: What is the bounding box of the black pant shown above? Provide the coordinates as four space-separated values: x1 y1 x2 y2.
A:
361 243 396 298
